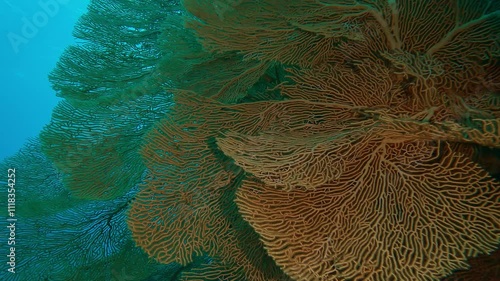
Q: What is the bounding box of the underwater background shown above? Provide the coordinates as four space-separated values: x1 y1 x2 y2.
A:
1 0 500 280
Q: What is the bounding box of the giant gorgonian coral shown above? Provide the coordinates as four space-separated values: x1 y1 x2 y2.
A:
33 0 500 280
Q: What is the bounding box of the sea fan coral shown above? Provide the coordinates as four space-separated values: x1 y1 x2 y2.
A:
139 0 498 280
38 0 500 280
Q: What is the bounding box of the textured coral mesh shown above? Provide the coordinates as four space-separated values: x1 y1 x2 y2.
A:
236 140 500 281
126 0 500 280
186 0 500 278
127 93 292 280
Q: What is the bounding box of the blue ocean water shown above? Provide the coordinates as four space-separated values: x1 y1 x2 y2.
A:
0 0 90 162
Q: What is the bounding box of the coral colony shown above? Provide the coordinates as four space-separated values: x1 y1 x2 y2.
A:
4 0 499 280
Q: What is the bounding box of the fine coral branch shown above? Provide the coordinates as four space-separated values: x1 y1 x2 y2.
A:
427 10 500 55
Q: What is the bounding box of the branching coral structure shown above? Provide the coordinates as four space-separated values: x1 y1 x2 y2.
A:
37 0 500 280
129 0 500 280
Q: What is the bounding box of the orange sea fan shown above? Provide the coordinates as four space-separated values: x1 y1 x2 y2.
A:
235 139 500 280
127 92 292 280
